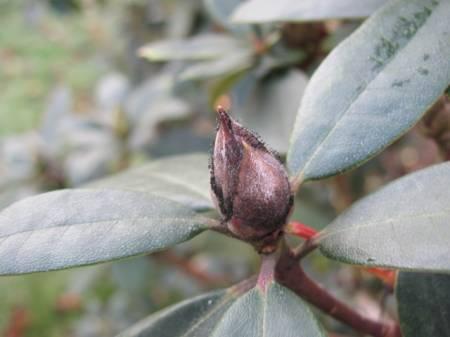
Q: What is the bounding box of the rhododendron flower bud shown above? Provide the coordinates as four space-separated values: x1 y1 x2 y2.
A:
210 107 293 243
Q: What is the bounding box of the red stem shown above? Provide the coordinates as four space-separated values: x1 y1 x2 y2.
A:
276 248 401 337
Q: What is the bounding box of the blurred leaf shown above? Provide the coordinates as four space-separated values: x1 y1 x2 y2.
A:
95 73 130 112
396 272 450 337
210 69 249 107
62 125 122 186
233 70 308 153
89 153 212 211
40 85 73 146
232 0 387 23
212 281 325 337
124 70 192 149
180 49 253 82
254 50 305 78
0 189 212 275
129 97 191 150
204 0 250 34
124 72 175 121
117 288 238 337
319 162 450 272
165 0 200 39
0 132 41 184
287 0 450 182
139 34 244 61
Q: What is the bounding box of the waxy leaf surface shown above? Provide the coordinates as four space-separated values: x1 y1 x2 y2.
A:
319 163 450 272
117 283 248 337
288 0 450 181
0 189 209 275
212 281 325 337
117 291 228 337
89 154 212 211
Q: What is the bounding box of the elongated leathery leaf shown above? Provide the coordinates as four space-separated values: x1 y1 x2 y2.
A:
212 281 325 337
179 49 253 82
89 153 212 211
231 0 387 23
117 279 254 337
288 0 450 182
88 154 213 210
396 272 450 337
319 162 450 272
0 189 211 275
139 34 244 61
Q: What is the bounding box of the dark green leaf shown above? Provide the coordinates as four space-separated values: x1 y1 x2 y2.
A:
288 0 450 182
234 70 308 153
117 280 253 337
89 154 213 211
397 272 450 337
319 162 450 272
139 34 243 61
212 281 325 337
0 189 211 275
232 0 387 23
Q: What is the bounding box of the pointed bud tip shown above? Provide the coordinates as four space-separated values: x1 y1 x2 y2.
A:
216 105 226 114
215 106 233 130
216 105 228 120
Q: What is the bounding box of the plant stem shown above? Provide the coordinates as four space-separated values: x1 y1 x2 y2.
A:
276 249 401 337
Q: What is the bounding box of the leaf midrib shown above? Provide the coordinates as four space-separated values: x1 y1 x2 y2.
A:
181 294 236 337
0 216 201 242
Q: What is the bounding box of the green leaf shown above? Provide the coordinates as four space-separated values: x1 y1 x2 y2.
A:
88 154 213 211
0 189 211 275
396 272 450 337
287 0 450 182
209 69 249 107
179 49 253 82
232 0 387 23
234 70 308 153
212 281 325 337
319 162 450 272
139 34 243 61
117 285 244 337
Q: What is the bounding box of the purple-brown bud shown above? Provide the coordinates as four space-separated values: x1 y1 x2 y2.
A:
210 107 293 244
